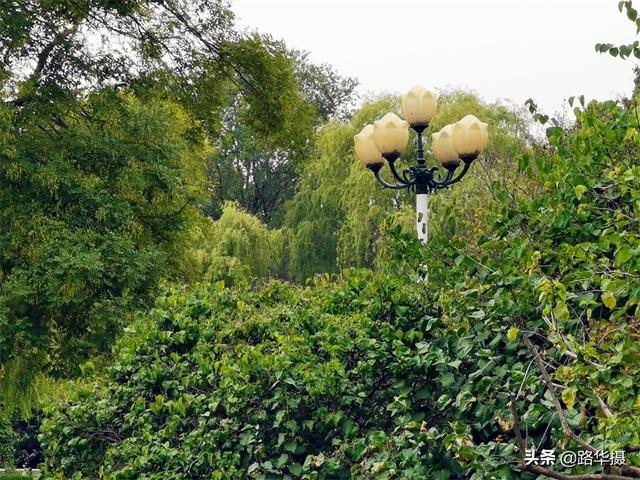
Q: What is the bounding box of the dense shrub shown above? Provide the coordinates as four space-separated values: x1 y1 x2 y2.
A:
40 268 533 479
0 416 16 468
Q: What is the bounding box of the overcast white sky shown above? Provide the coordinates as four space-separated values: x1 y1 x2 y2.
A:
232 0 638 117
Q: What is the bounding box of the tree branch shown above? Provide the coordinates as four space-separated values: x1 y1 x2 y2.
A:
526 464 637 480
510 393 636 480
6 26 77 107
523 336 598 453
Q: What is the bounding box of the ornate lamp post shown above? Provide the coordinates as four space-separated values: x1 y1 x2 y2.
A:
353 85 488 243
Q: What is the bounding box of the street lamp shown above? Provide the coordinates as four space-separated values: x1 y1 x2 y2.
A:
353 85 488 243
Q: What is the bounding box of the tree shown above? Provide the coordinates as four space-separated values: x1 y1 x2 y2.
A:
286 48 359 123
0 89 207 406
0 0 327 406
204 48 358 226
1 0 313 147
283 97 396 281
195 202 289 284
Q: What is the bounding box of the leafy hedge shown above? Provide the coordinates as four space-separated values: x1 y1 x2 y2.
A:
0 416 15 468
40 266 533 479
39 95 640 479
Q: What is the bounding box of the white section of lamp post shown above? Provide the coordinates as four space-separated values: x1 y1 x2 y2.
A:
416 193 428 244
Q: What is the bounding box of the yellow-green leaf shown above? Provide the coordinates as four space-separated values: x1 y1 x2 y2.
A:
575 184 587 200
507 327 519 342
561 387 577 410
553 301 569 320
602 291 617 309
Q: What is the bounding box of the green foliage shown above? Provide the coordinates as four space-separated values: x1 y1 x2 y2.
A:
204 46 358 226
40 269 523 479
195 202 288 285
0 89 207 406
2 0 358 407
0 416 16 468
596 2 640 59
40 80 640 479
285 48 359 122
1 0 312 148
285 97 401 282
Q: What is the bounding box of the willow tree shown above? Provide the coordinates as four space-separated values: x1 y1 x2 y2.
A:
283 109 387 281
194 202 289 285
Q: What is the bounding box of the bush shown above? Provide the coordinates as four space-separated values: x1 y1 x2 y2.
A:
40 266 533 479
0 416 16 469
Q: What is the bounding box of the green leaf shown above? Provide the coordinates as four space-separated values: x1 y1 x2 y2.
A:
448 359 462 369
615 246 634 266
575 185 587 200
289 463 303 475
507 327 519 342
553 301 570 320
370 430 386 448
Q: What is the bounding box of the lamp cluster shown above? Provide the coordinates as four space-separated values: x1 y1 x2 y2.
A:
353 85 488 194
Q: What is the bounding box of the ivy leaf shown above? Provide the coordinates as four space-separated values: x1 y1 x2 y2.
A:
616 246 634 266
553 301 570 320
370 430 386 448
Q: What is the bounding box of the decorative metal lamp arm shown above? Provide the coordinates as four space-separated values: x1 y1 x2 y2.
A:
388 160 412 185
371 165 413 190
431 159 473 189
